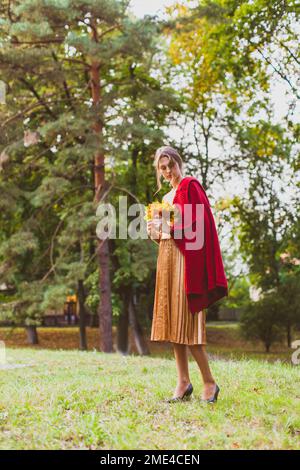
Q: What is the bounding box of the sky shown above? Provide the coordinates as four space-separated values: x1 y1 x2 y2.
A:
129 0 178 18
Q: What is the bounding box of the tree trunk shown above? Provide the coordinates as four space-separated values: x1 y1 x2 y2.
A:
128 293 150 355
109 239 130 355
89 312 98 327
287 322 292 348
117 289 130 355
98 238 113 352
90 20 113 353
77 279 87 351
25 326 38 344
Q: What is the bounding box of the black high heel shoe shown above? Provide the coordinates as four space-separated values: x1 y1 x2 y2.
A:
201 383 220 404
166 383 193 403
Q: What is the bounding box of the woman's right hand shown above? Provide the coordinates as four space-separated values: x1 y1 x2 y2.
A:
147 218 162 240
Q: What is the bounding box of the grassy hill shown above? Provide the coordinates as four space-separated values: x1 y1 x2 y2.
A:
0 347 299 450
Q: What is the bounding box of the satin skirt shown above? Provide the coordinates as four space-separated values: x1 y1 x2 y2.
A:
150 238 206 345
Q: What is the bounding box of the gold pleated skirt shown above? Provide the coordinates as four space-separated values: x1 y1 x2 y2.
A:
150 238 206 345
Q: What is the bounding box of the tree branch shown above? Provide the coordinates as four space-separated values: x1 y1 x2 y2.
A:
19 77 56 118
11 37 65 45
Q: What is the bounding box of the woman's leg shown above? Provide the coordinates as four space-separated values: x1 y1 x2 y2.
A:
188 344 217 400
171 343 191 398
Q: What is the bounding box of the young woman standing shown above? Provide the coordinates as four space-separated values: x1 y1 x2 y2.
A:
147 146 228 403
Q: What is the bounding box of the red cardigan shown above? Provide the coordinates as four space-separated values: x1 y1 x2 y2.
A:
170 176 228 314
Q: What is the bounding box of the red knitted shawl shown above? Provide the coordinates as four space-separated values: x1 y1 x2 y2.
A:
170 176 228 314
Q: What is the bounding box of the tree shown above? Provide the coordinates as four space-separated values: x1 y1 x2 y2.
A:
240 294 284 352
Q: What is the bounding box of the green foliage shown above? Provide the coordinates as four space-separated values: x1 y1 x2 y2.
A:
277 270 300 334
225 277 251 308
40 283 69 312
240 293 284 352
85 270 99 315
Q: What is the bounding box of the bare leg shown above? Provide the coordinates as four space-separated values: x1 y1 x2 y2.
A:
171 343 191 398
188 344 217 400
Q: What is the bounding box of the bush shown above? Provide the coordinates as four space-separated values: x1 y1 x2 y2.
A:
239 293 284 352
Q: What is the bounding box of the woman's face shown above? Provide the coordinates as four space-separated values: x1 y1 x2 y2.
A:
158 156 181 184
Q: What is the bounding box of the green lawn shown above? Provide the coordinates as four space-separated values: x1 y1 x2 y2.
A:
0 348 300 450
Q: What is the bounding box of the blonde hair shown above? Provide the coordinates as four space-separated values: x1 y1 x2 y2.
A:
153 146 184 196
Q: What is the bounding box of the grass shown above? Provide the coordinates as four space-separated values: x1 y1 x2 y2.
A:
0 347 300 450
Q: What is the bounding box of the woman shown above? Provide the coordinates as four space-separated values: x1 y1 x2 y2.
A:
147 146 228 403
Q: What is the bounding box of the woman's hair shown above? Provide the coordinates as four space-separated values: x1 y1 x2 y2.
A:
153 146 184 196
